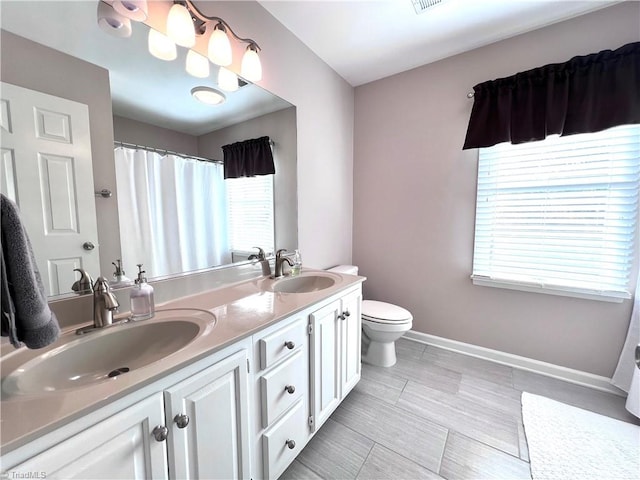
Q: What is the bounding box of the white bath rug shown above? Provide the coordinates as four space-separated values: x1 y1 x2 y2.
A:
521 392 640 480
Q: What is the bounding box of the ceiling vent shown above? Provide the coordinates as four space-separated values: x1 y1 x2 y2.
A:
412 0 444 15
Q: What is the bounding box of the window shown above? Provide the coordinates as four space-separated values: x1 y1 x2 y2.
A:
225 175 275 255
472 124 640 302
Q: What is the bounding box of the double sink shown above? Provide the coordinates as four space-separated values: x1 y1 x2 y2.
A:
1 271 338 397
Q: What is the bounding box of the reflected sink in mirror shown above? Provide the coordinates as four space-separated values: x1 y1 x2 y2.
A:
271 273 338 293
2 309 215 396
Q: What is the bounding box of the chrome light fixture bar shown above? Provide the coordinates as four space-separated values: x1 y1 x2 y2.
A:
97 0 263 84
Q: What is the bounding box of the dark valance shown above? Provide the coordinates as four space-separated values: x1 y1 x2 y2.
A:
462 42 640 150
222 136 275 178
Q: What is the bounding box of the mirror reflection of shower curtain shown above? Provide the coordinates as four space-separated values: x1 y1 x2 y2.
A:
114 147 229 279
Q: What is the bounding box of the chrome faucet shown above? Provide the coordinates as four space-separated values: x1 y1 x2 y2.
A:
76 276 121 335
71 268 94 294
249 246 271 276
273 249 294 279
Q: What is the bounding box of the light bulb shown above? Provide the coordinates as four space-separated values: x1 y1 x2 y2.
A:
166 3 195 48
148 28 177 61
186 50 210 78
191 87 226 106
97 1 132 38
112 0 148 21
208 24 232 66
217 67 238 92
241 45 262 82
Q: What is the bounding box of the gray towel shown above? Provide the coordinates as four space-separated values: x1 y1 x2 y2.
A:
1 194 60 348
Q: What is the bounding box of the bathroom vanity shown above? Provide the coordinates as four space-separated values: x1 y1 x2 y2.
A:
0 270 364 479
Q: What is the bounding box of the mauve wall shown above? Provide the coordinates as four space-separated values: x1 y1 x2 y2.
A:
353 2 640 377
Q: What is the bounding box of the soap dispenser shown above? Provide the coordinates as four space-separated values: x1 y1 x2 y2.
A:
130 264 154 321
110 259 133 288
291 249 302 276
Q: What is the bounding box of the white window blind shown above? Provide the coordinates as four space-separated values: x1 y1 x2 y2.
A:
225 175 275 254
472 124 640 301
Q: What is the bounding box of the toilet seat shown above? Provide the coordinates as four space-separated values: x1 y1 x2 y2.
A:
362 300 413 325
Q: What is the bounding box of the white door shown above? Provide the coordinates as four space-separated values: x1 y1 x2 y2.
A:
164 349 251 480
340 289 362 397
309 299 341 432
12 394 169 479
0 82 99 296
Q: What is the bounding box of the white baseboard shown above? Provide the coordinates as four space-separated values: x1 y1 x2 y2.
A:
403 330 626 397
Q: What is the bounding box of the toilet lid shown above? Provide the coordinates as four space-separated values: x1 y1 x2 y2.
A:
362 300 413 323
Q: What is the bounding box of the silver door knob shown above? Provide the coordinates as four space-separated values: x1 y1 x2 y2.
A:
284 385 295 394
285 439 296 449
284 341 295 350
152 425 168 442
174 413 190 429
83 241 95 251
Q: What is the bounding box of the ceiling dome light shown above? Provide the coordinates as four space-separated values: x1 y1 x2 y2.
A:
186 50 210 78
166 3 195 48
148 28 177 61
241 44 262 82
112 0 148 21
217 67 238 92
191 87 226 106
97 1 132 38
208 24 232 66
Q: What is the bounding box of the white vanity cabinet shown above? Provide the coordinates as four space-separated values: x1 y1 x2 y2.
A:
3 340 253 480
309 286 362 432
251 314 310 480
163 349 251 480
10 393 169 479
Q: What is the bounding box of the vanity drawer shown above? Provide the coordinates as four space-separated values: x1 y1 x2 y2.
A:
262 399 307 480
259 318 305 370
260 350 305 428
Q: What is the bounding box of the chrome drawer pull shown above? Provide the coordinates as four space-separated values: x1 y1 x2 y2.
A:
152 425 168 442
285 439 296 449
284 341 295 350
284 385 296 394
174 413 190 429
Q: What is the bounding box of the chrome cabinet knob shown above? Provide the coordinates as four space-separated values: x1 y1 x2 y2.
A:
284 341 295 350
284 385 295 394
338 313 346 320
152 425 169 442
83 241 95 251
285 439 296 450
174 413 190 429
344 310 351 317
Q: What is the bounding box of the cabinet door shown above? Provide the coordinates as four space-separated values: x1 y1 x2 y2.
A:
309 299 341 432
11 394 168 480
340 289 362 397
164 349 251 480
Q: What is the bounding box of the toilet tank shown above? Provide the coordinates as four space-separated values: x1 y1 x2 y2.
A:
327 265 358 275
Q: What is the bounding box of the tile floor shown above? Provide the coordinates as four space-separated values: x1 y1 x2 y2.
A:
280 338 638 480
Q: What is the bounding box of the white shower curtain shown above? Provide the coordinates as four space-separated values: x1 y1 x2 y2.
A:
611 270 639 393
114 147 229 279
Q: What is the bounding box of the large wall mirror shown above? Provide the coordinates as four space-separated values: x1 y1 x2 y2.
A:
0 1 298 299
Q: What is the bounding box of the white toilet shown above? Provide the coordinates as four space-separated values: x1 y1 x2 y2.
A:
327 265 413 367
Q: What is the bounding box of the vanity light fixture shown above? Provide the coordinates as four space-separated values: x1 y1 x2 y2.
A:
97 0 263 82
148 28 177 61
191 86 226 106
186 49 210 78
97 1 132 38
217 67 239 92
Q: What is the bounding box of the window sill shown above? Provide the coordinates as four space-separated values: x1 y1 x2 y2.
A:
471 276 631 303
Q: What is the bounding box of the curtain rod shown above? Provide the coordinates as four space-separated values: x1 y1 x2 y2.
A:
114 141 223 164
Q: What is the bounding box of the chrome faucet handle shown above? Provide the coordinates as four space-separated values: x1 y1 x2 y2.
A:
93 277 119 310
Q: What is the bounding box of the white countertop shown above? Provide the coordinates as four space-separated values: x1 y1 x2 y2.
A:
0 269 364 454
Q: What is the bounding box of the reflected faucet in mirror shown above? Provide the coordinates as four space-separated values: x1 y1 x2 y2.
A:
71 268 94 295
248 247 271 277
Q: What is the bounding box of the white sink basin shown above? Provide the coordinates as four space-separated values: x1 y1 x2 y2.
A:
271 273 337 293
2 310 214 396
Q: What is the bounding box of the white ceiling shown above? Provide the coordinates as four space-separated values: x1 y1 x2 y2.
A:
260 0 623 86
